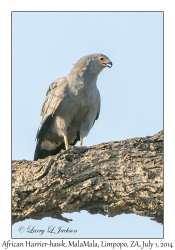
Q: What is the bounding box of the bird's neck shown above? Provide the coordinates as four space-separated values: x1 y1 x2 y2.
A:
67 69 99 88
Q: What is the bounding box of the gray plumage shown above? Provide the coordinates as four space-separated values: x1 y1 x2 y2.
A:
34 53 112 160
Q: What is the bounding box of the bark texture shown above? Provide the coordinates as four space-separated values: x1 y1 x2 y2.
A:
12 130 163 225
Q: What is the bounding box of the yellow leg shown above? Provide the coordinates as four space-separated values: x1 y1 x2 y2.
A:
80 137 83 147
64 135 69 150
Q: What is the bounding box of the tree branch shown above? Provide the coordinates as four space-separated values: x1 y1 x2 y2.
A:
12 130 163 225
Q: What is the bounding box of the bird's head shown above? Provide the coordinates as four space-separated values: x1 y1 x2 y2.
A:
96 54 113 68
87 53 112 75
69 53 112 78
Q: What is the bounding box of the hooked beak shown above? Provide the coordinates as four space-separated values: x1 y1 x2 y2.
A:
103 61 113 68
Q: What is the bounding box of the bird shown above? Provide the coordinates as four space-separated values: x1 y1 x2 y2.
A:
34 53 112 160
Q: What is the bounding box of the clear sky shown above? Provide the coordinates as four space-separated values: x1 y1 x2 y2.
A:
12 11 163 238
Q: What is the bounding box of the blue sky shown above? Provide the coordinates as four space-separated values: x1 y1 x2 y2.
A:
12 11 163 238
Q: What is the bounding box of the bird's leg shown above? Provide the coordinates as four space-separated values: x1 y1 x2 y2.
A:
64 135 69 150
80 137 83 147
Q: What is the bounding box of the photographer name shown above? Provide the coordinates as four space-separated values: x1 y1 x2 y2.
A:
47 225 77 234
17 225 77 235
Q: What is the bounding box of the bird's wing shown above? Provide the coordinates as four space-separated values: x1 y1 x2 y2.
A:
95 88 101 120
36 77 68 140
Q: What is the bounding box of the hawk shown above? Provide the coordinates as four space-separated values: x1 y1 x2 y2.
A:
34 53 112 160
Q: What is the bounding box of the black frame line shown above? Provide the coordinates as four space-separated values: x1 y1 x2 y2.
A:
11 10 164 240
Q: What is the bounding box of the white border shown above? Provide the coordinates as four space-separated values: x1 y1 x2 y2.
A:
1 0 175 249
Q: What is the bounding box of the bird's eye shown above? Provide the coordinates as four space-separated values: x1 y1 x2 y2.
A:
100 57 104 60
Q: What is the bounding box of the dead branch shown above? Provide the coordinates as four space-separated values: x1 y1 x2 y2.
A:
12 130 163 225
